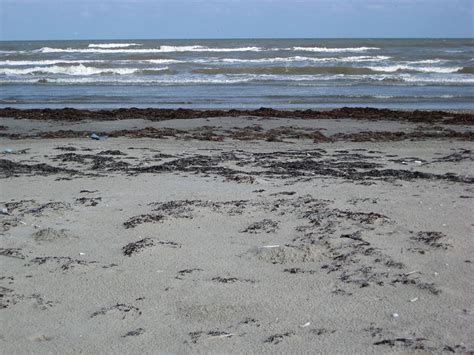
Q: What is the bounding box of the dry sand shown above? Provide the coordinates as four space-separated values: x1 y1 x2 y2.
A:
1 112 473 353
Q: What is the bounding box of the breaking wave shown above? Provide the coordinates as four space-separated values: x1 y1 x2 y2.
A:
36 46 264 54
193 66 378 75
292 46 380 52
88 43 141 48
204 56 391 64
367 65 463 73
0 64 169 76
3 73 473 86
0 59 105 66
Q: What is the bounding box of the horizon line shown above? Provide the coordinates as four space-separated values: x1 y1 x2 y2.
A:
1 36 473 42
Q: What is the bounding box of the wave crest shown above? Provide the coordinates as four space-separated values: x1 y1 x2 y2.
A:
88 43 141 48
36 46 263 54
293 46 380 52
0 64 169 76
367 65 462 73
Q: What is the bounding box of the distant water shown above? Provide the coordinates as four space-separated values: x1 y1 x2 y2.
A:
0 39 473 109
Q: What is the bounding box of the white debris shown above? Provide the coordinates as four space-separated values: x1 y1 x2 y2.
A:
300 322 311 328
392 313 399 318
410 297 418 303
206 333 234 340
260 245 280 248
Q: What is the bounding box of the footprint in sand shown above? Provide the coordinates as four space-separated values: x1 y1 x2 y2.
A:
32 227 74 242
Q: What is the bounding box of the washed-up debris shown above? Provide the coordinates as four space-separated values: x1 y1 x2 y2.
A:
122 328 145 337
212 276 254 284
374 337 427 348
2 148 30 154
206 332 234 340
391 273 441 295
75 197 101 207
175 268 203 280
123 214 164 229
211 277 239 283
98 150 126 156
241 219 279 233
29 256 93 270
2 107 473 125
91 303 141 319
264 331 295 344
0 159 78 178
340 231 369 245
122 238 154 256
311 328 336 335
226 175 255 183
284 268 317 275
411 231 451 249
0 248 26 259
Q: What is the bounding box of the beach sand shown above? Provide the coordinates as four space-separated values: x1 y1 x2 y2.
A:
1 109 473 353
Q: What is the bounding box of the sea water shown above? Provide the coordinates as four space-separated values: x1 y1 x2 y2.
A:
0 38 472 109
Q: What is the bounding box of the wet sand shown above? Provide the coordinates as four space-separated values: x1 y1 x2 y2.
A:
1 109 473 353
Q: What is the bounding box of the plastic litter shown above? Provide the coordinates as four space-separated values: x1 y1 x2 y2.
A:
300 322 311 328
90 133 100 140
392 313 399 318
1 208 8 215
3 148 13 153
410 297 418 302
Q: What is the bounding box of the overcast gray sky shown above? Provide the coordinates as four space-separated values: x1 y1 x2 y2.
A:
1 0 473 40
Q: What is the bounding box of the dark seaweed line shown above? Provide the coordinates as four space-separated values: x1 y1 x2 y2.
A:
1 107 473 125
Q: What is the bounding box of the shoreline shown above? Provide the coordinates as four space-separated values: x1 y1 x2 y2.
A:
2 107 474 123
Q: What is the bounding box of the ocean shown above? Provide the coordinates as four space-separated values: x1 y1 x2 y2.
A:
0 38 473 110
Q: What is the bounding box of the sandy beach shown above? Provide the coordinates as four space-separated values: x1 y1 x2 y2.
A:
1 108 473 353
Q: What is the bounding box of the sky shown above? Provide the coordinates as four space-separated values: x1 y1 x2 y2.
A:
0 0 473 40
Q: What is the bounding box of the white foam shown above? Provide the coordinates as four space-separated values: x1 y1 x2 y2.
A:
25 76 254 85
0 59 183 66
203 55 390 64
142 59 184 64
0 59 105 66
373 95 395 99
399 75 474 84
368 65 462 73
0 64 169 76
2 71 473 85
36 46 263 54
88 43 141 48
158 45 262 52
293 46 379 53
402 59 445 65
